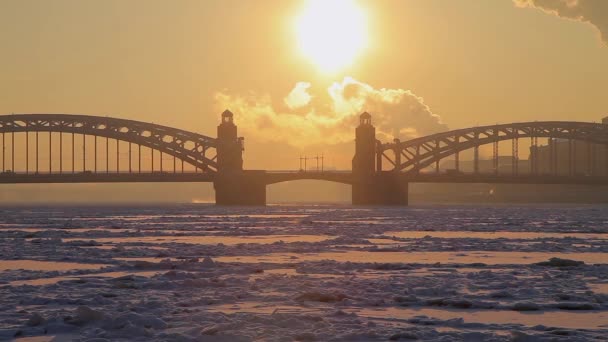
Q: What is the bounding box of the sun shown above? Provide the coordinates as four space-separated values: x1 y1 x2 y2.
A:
295 0 368 73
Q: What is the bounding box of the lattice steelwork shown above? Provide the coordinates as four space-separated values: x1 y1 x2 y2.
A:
378 122 608 174
0 114 218 173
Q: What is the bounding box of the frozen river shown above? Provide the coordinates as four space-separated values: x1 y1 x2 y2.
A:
0 204 607 341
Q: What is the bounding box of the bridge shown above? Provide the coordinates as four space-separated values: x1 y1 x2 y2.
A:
1 111 608 205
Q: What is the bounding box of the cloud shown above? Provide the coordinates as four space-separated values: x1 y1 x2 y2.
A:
514 0 608 45
284 82 312 110
214 77 447 147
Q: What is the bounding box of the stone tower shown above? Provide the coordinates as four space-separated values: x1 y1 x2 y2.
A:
351 112 408 205
352 112 377 176
214 110 266 205
216 110 243 173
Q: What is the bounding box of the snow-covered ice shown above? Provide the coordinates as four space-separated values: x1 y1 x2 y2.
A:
0 204 607 341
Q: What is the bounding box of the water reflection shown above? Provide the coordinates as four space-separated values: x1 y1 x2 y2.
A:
216 251 607 265
0 260 107 272
10 271 159 286
63 234 333 245
384 231 608 240
354 307 608 330
206 301 608 329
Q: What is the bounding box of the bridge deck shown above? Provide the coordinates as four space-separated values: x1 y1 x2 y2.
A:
0 171 607 186
0 172 214 184
404 173 608 185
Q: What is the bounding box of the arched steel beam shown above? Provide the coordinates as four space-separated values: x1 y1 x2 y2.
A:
0 114 218 172
379 122 608 173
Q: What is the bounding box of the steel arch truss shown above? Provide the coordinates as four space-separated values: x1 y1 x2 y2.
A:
0 114 218 172
379 122 608 173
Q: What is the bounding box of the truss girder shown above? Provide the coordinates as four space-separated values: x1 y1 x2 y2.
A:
0 114 218 172
380 122 608 173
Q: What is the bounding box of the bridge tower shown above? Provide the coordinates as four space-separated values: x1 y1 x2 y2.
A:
352 112 376 176
351 112 408 205
214 110 266 205
217 110 243 172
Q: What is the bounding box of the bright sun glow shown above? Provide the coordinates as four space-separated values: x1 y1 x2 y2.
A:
295 0 368 73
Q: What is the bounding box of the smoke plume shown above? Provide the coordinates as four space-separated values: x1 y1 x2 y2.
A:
514 0 608 45
214 77 447 147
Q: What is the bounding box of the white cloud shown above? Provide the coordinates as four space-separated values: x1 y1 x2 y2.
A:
284 82 313 110
214 77 447 147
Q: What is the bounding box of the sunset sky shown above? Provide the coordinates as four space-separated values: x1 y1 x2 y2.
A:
1 0 607 176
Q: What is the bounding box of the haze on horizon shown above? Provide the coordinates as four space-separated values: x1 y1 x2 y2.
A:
0 0 607 203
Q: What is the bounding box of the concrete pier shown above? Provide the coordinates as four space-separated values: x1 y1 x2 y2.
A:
351 112 409 206
214 110 267 205
352 173 409 205
214 170 267 205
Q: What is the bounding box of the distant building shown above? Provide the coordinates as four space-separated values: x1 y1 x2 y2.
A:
531 139 607 176
436 117 608 175
441 157 530 174
532 114 608 175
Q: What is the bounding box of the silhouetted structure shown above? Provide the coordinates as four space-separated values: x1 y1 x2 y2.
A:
1 113 608 205
216 110 243 173
442 157 531 174
352 113 408 205
352 112 375 176
531 139 608 176
214 110 265 205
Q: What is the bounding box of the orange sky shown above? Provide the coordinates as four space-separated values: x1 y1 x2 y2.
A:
0 0 607 201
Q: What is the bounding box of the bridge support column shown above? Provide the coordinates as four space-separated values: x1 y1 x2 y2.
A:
214 170 266 205
352 173 409 206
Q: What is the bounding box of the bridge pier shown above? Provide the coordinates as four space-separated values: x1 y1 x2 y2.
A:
350 112 409 206
214 170 266 205
352 173 409 206
214 110 267 205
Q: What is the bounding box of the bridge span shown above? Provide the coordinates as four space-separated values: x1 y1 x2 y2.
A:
2 171 608 186
1 111 607 205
